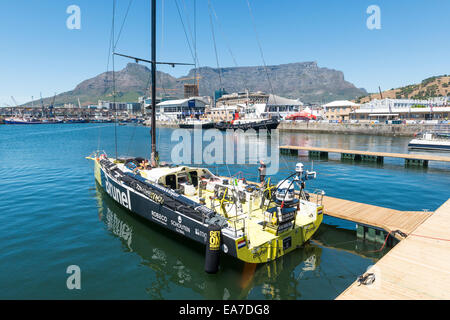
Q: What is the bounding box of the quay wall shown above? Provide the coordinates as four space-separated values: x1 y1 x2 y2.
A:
278 122 433 137
149 120 444 137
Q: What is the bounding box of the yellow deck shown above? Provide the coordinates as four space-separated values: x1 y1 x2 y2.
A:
337 198 450 300
187 189 317 249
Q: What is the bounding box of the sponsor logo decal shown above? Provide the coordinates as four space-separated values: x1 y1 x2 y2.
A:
195 228 207 241
134 184 164 205
105 178 131 210
209 231 221 251
171 219 191 235
151 211 167 225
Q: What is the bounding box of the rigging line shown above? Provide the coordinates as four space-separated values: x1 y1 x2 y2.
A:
181 0 196 55
174 0 196 64
209 1 238 68
161 0 164 59
174 0 204 95
208 0 245 98
126 121 139 156
180 0 201 70
114 0 134 48
104 8 115 95
194 0 197 83
112 0 118 160
244 0 277 105
207 0 223 88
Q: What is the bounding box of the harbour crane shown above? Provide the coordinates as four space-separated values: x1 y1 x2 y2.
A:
11 96 19 107
40 93 45 117
11 96 23 117
178 75 202 87
49 93 56 117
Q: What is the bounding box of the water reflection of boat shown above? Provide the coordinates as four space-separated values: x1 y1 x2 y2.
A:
95 182 323 299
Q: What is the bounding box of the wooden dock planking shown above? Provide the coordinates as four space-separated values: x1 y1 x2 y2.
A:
309 194 433 239
280 146 450 163
337 199 450 300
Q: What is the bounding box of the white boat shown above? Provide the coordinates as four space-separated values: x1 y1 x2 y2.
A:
408 132 450 151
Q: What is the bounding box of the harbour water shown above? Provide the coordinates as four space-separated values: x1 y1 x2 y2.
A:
1 123 449 299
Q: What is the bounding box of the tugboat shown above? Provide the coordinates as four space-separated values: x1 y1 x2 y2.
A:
87 0 324 272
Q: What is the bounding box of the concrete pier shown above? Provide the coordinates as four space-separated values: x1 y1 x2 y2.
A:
280 145 450 166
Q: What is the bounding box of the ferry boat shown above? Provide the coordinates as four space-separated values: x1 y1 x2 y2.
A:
408 131 450 151
88 0 324 272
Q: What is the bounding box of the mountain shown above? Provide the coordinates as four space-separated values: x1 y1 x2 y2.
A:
192 62 366 103
27 62 366 107
355 75 450 103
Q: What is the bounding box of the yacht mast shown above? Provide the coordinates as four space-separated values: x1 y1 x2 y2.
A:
113 0 194 167
150 0 157 166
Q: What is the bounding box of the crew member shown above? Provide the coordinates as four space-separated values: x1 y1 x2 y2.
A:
258 160 266 185
139 159 149 170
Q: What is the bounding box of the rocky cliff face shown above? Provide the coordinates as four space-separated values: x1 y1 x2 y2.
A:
191 62 366 103
29 62 366 106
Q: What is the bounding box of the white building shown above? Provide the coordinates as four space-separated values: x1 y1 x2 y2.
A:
209 93 303 121
264 94 303 119
350 97 449 122
156 97 209 121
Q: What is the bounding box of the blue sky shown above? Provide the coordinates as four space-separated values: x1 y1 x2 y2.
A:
0 0 449 105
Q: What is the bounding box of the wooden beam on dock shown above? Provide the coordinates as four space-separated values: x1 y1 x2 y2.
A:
310 195 433 239
336 198 450 300
280 146 450 164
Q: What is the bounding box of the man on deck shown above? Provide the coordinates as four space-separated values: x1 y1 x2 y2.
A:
258 160 266 186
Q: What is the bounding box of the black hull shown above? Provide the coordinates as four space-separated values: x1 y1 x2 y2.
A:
96 161 238 258
214 119 280 131
179 123 215 129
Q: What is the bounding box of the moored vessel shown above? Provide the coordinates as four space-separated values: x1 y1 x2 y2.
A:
87 0 324 272
214 118 280 131
88 153 324 266
179 119 214 129
408 131 450 151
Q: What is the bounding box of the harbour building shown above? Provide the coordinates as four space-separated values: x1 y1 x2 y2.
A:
349 97 449 122
156 97 209 121
211 90 303 120
323 100 361 122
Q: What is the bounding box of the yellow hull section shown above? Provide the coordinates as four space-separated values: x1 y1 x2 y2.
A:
232 208 323 263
